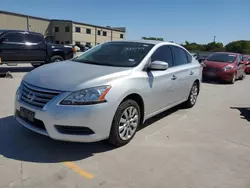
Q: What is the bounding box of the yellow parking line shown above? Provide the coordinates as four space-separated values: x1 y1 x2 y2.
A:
63 162 94 179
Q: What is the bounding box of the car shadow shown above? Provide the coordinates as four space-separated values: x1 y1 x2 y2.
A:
230 107 250 122
0 116 115 163
0 105 181 163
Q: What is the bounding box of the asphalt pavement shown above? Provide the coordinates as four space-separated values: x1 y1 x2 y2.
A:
0 65 250 188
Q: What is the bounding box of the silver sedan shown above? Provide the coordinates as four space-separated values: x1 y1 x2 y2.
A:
14 40 202 146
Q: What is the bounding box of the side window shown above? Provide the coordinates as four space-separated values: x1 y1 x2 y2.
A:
25 34 43 43
151 46 174 68
4 33 25 43
186 51 192 63
171 46 188 66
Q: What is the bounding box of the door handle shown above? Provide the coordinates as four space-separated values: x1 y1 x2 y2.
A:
190 71 194 75
171 75 177 80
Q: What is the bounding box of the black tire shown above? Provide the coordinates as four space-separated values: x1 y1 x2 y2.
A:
108 99 141 147
50 55 64 63
183 82 199 108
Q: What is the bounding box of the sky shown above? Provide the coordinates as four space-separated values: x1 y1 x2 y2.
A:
1 0 250 45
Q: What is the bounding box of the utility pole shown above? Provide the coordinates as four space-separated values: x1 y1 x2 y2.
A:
213 36 216 43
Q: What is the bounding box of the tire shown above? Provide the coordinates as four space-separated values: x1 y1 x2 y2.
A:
108 99 141 147
239 72 246 80
50 55 64 63
230 73 236 84
183 82 199 108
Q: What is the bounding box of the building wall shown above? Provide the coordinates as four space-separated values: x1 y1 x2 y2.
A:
72 23 96 46
51 21 72 44
0 12 27 30
29 18 51 36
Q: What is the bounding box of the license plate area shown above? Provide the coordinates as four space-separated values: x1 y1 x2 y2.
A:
20 107 35 122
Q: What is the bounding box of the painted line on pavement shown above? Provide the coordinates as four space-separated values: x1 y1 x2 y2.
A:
64 162 94 179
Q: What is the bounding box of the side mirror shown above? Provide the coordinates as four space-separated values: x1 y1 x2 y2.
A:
0 37 7 43
149 61 168 70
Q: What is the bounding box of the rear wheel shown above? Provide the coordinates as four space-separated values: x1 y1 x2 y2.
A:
50 55 64 63
183 82 199 108
108 100 141 147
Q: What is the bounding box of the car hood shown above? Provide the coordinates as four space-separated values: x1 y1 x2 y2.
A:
204 60 233 68
23 60 132 91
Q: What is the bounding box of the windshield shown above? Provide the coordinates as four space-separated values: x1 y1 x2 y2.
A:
243 56 250 61
206 53 236 63
72 42 154 67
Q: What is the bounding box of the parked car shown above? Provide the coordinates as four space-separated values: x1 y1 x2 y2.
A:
202 52 245 84
14 40 202 146
0 30 76 67
243 55 250 74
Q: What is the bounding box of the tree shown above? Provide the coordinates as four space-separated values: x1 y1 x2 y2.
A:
225 40 250 54
142 37 164 41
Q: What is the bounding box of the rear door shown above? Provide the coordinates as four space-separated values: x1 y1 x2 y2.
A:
0 32 27 62
23 33 47 61
170 46 194 102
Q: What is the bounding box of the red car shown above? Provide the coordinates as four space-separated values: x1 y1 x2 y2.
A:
243 55 250 74
202 52 246 84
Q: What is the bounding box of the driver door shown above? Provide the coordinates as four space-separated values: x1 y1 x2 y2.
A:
146 45 178 115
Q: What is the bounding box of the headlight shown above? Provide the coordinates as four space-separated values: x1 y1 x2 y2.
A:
222 66 233 71
60 85 111 105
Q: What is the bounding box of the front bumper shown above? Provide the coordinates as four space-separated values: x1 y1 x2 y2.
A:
245 66 250 73
202 70 234 81
14 88 116 143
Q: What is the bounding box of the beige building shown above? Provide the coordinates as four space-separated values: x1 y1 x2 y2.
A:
0 10 126 46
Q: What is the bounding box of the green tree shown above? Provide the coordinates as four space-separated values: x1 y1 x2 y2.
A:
142 37 164 41
225 40 250 54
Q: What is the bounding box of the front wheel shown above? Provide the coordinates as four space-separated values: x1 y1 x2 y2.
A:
230 73 236 84
108 100 141 147
183 82 199 108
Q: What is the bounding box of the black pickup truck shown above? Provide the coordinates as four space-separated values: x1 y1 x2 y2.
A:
0 30 75 67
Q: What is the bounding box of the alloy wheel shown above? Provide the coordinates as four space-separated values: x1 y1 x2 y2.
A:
190 84 198 105
118 106 139 141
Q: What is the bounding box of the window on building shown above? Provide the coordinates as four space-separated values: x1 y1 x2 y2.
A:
55 41 60 44
151 45 174 68
75 41 81 45
65 26 70 32
120 34 124 39
55 27 59 32
103 31 107 36
86 28 91 34
97 30 101 35
25 33 44 43
4 33 25 43
75 27 81 33
171 46 189 66
65 41 70 44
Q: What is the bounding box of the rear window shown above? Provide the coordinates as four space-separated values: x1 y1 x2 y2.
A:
207 53 237 63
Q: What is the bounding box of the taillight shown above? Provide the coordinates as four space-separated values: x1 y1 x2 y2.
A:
72 47 77 53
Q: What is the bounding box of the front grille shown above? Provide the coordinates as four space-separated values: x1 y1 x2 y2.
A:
204 66 218 72
21 82 61 108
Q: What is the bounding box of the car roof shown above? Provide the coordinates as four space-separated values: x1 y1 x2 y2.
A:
110 40 177 45
213 52 241 55
0 29 42 36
